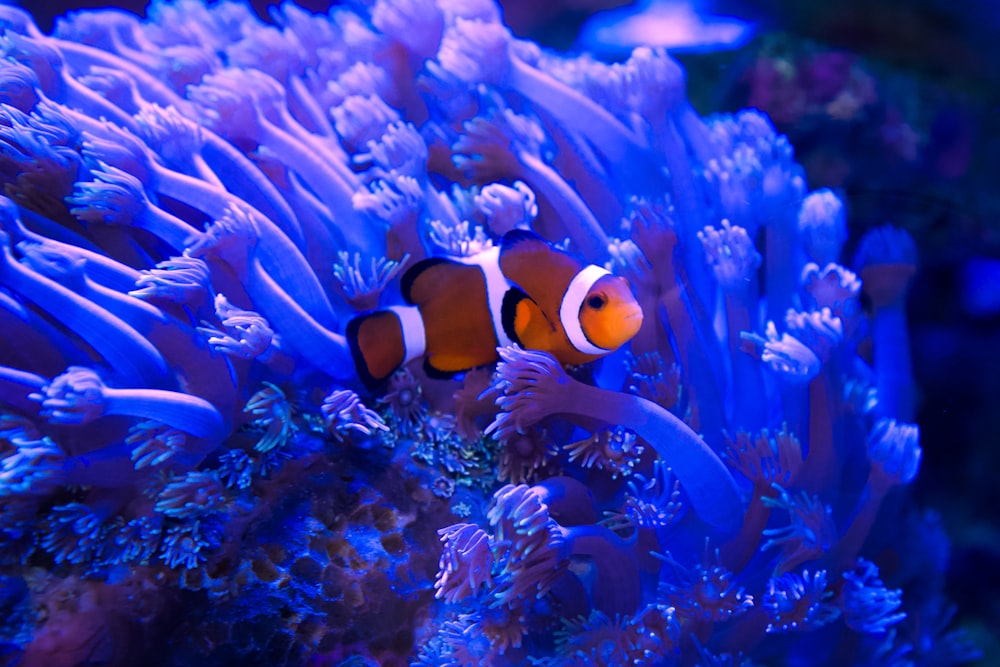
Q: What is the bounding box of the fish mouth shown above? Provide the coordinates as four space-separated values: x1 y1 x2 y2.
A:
622 307 644 338
623 307 644 323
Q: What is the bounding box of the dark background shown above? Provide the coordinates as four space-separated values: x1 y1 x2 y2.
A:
21 0 1000 85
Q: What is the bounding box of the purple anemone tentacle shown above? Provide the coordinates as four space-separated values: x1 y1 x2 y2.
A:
785 307 847 494
540 115 624 227
516 151 610 261
454 109 610 261
15 241 236 413
0 31 141 133
507 57 658 181
720 426 804 571
11 208 139 294
629 202 725 435
80 128 338 330
855 226 918 422
132 102 226 190
830 419 921 568
40 35 192 112
0 290 84 375
0 239 171 389
188 70 378 258
699 220 766 433
28 366 224 444
0 365 47 413
241 257 353 380
8 200 101 256
67 164 203 251
102 387 224 442
674 102 720 167
288 75 336 137
198 129 303 245
489 346 742 533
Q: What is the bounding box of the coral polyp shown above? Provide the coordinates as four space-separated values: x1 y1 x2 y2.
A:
0 0 975 665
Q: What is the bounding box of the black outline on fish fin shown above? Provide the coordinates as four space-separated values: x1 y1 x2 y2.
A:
500 228 547 252
400 256 453 305
423 357 461 380
346 312 390 390
501 287 529 346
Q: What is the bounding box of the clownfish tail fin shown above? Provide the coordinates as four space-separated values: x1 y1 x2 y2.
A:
347 306 426 389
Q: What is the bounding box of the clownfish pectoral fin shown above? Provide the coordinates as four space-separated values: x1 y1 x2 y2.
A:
501 287 529 346
502 287 555 351
347 310 409 389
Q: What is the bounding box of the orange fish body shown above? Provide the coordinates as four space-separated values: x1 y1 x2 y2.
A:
347 230 643 387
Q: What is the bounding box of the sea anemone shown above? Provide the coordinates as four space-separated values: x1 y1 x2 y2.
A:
0 1 971 665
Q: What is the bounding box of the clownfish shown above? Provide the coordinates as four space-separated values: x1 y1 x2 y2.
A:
347 229 643 388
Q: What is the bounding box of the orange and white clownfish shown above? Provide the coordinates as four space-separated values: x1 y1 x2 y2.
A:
347 229 644 388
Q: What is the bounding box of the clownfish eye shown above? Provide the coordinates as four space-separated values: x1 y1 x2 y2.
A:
587 294 607 310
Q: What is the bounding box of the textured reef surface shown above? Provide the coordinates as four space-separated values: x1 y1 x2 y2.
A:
0 1 981 666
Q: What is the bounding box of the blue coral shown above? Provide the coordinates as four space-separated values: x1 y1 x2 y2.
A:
39 502 106 565
160 518 223 570
0 0 972 665
114 515 162 564
217 448 254 490
434 522 493 603
658 550 755 623
761 569 839 632
841 559 907 634
761 484 837 573
154 470 227 519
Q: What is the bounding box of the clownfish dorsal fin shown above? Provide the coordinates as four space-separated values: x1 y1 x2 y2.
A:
499 229 583 327
400 256 455 305
502 287 556 351
499 230 556 275
399 257 478 306
500 228 548 251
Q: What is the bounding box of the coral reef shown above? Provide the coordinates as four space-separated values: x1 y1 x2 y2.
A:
0 1 975 666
